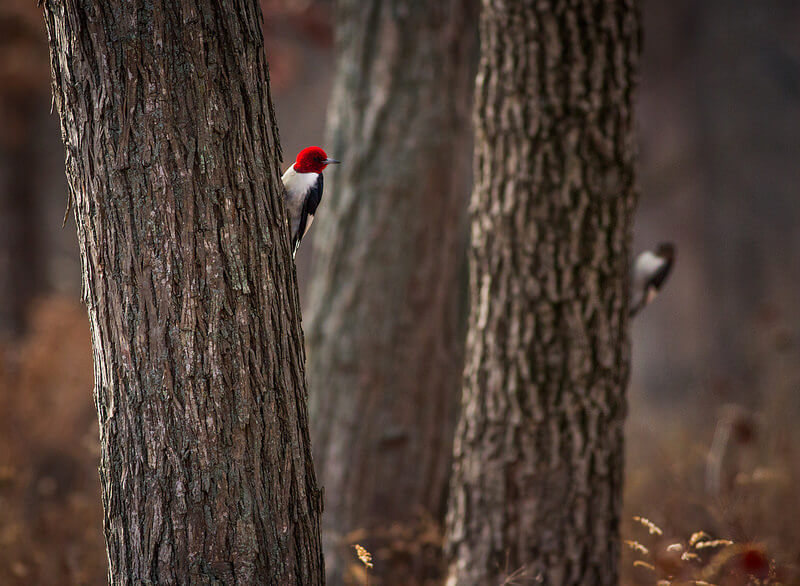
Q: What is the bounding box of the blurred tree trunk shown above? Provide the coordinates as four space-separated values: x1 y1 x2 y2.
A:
0 2 50 339
43 1 324 584
305 0 477 583
0 96 41 339
694 0 800 381
445 1 640 585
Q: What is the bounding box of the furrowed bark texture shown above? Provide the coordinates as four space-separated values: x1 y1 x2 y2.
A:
43 1 324 584
305 0 477 583
445 1 640 585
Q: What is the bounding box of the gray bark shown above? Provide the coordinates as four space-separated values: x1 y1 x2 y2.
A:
42 1 324 584
445 1 641 584
305 0 477 583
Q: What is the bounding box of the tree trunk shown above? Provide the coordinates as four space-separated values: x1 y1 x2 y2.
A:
0 95 42 339
445 1 640 585
43 2 324 584
694 0 800 381
305 0 477 583
0 0 50 339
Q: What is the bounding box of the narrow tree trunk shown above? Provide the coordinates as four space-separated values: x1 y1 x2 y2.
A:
0 95 42 339
445 1 641 585
43 2 324 584
0 0 50 339
305 0 477 583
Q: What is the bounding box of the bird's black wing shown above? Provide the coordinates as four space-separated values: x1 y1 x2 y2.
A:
630 257 673 317
293 173 324 256
649 256 673 290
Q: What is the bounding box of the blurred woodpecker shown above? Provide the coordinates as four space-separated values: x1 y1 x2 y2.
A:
282 146 340 257
630 242 675 317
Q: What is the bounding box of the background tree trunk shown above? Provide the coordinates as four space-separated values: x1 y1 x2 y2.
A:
445 1 640 585
304 0 477 583
43 1 324 584
0 1 51 339
0 95 42 339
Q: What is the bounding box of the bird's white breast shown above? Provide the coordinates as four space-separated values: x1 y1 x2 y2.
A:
281 164 320 234
634 251 665 285
282 165 319 201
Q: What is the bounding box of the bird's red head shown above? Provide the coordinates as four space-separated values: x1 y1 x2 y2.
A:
293 146 340 174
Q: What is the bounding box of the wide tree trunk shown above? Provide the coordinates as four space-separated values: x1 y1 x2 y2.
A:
304 0 477 583
43 2 324 584
445 1 641 585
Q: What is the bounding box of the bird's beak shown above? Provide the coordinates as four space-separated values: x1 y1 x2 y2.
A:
323 158 341 165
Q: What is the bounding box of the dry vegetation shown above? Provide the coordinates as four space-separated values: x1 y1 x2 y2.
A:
623 311 800 585
0 298 104 585
1 298 797 585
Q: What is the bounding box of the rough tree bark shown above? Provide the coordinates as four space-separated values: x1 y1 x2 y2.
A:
43 1 324 584
445 1 641 585
304 0 477 583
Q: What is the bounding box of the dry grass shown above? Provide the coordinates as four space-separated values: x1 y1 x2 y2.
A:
353 544 375 586
340 513 446 585
623 423 800 586
623 314 800 585
625 516 779 585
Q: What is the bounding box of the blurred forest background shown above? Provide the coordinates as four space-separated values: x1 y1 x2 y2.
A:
1 0 799 584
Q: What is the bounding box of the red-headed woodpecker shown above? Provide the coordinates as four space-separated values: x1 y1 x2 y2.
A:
281 146 340 257
630 242 675 317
